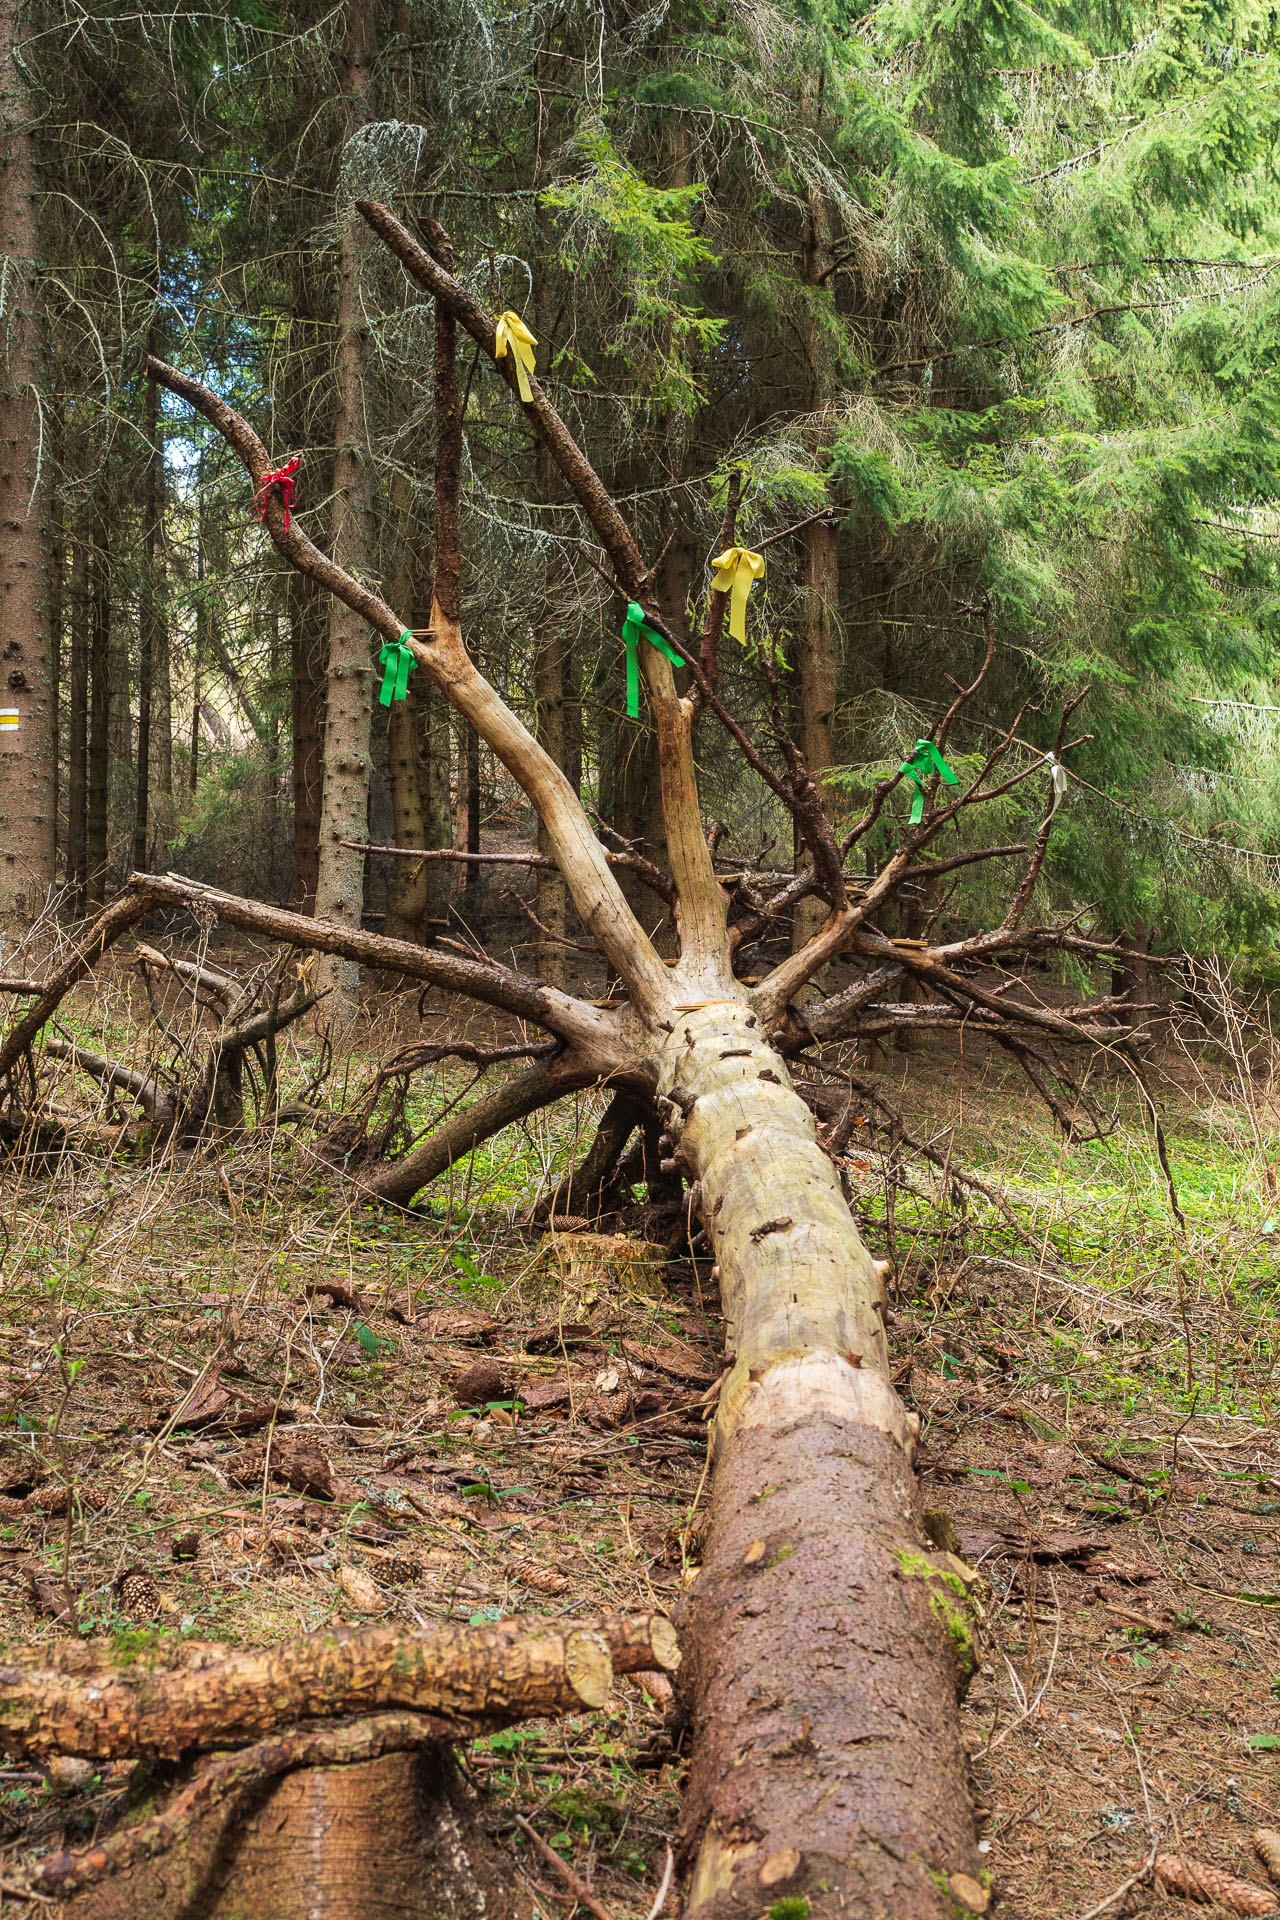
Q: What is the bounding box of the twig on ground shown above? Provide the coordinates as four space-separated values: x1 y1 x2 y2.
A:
515 1814 621 1920
646 1845 675 1920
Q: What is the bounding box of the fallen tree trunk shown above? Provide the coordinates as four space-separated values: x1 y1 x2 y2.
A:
47 1733 527 1920
105 203 1133 1919
658 1004 982 1917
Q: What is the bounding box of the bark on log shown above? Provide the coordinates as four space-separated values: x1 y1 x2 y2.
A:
0 1611 679 1759
661 1003 983 1918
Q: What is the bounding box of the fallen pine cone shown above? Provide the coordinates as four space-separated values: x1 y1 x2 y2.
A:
369 1553 420 1586
511 1557 569 1596
116 1568 163 1622
226 1435 337 1501
624 1669 675 1710
1155 1852 1278 1914
1255 1833 1280 1887
44 1754 95 1793
336 1561 388 1614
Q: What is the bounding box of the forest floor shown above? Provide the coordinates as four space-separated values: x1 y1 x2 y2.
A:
2 951 1280 1917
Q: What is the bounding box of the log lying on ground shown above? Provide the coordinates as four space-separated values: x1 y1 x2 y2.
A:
143 226 1115 1919
0 1610 680 1760
658 1000 983 1918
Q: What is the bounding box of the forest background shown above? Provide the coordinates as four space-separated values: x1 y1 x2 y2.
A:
5 0 1280 994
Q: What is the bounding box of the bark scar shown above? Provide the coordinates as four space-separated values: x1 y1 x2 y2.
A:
749 1217 793 1242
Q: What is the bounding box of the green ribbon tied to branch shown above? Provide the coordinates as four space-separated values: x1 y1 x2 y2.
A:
899 737 959 824
378 631 417 707
622 601 684 719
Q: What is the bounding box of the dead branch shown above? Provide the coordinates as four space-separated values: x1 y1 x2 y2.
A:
43 1035 169 1122
0 885 161 1081
346 838 674 901
0 1612 680 1761
352 1053 600 1208
128 871 620 1060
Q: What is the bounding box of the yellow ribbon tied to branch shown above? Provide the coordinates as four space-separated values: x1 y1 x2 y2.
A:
494 310 538 403
711 545 765 643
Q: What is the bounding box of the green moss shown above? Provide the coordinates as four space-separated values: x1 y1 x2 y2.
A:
767 1901 810 1920
895 1552 978 1681
109 1627 163 1667
542 1787 622 1833
767 1543 795 1569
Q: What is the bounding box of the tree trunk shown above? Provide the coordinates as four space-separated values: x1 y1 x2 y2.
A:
66 524 88 912
313 0 378 1023
0 0 54 941
85 481 112 912
136 330 169 868
383 478 431 941
463 719 480 887
290 567 325 911
64 1747 525 1920
48 427 62 879
533 620 568 985
792 193 839 955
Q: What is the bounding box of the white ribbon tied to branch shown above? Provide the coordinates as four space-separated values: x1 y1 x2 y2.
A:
1044 751 1069 817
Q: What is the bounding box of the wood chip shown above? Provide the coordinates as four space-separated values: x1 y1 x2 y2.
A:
524 1321 598 1353
149 1382 230 1433
24 1568 77 1627
418 1308 500 1343
518 1378 571 1413
758 1848 801 1887
304 1281 364 1311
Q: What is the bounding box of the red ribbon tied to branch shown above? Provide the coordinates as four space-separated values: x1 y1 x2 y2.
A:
254 455 300 531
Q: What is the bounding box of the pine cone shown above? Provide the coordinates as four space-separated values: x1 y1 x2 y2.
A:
335 1561 388 1614
116 1568 162 1622
1154 1853 1278 1914
1255 1833 1280 1887
511 1557 569 1595
377 1554 421 1586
